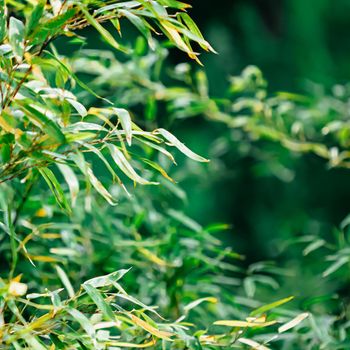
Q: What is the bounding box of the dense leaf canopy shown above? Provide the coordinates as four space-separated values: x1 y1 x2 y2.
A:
0 1 349 349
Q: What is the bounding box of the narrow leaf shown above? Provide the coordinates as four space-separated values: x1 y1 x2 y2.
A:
39 167 71 213
129 314 173 340
213 319 276 328
250 296 294 317
55 265 75 298
71 152 117 205
83 284 116 321
79 6 126 53
19 103 66 144
56 163 79 207
113 107 133 146
322 257 349 277
108 144 158 185
84 269 130 288
238 338 270 350
0 0 6 42
155 128 209 162
278 313 309 333
68 308 96 339
107 340 156 348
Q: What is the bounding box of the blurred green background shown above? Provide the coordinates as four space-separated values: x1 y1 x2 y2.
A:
170 0 350 264
190 0 350 93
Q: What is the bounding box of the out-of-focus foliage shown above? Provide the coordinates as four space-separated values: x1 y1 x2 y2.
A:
1 0 349 349
0 0 311 349
189 0 350 93
69 40 350 348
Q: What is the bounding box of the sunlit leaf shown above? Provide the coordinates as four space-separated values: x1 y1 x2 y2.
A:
9 17 25 60
129 314 174 340
213 319 276 328
155 128 209 162
250 296 294 317
278 313 309 333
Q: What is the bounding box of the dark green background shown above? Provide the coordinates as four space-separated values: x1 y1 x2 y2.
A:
174 0 350 264
191 0 350 93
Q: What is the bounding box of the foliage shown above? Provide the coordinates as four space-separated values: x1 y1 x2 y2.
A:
0 0 347 349
67 41 350 348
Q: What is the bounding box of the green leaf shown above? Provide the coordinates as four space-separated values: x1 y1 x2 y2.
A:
278 313 309 333
67 98 88 118
43 8 76 31
303 239 326 256
129 314 174 340
237 338 270 350
136 138 176 164
68 308 96 340
156 0 191 10
25 336 47 350
45 50 113 105
155 128 209 162
56 163 79 207
250 296 294 317
79 6 127 53
141 158 175 183
84 269 130 288
159 20 195 57
108 144 158 185
83 143 117 180
167 209 202 232
26 0 45 35
119 9 155 50
214 319 276 328
9 17 25 60
178 12 216 53
39 167 71 213
0 0 6 42
82 283 116 321
55 265 75 298
18 103 66 144
184 297 217 313
113 108 133 146
71 152 117 205
322 257 349 277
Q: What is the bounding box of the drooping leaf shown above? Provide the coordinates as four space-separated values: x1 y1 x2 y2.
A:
238 338 270 350
71 152 117 205
56 163 79 207
79 6 127 53
278 313 309 333
129 314 174 340
113 107 133 146
39 167 71 213
108 144 158 185
19 103 66 144
322 257 349 277
155 128 209 162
